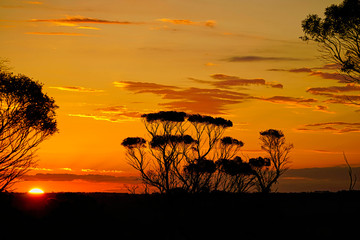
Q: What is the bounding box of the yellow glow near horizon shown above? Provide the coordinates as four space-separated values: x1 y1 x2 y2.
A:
28 188 45 194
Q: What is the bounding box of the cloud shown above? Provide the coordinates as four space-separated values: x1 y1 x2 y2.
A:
25 32 87 36
306 84 360 107
210 74 283 89
22 173 138 183
268 67 312 73
323 95 360 106
309 71 350 83
50 86 104 93
113 81 179 93
115 80 327 114
157 18 216 28
159 87 250 115
296 122 360 134
268 65 353 83
314 105 335 114
305 149 341 154
77 26 100 30
69 105 141 123
258 96 318 107
259 96 335 113
316 63 342 70
269 65 360 108
96 105 141 119
224 56 302 62
30 16 144 25
68 114 119 122
115 81 251 114
307 84 360 95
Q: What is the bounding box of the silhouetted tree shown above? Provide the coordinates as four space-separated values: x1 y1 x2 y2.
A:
0 67 58 191
251 129 293 193
122 111 241 194
183 114 233 193
215 156 254 193
301 0 360 83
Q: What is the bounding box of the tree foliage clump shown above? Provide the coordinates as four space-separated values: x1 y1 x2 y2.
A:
122 111 292 194
0 68 58 191
301 0 360 83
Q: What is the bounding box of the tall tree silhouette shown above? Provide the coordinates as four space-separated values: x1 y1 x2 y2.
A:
250 129 293 193
301 0 360 83
0 67 58 191
122 111 240 194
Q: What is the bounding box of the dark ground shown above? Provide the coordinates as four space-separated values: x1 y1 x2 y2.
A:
1 191 359 239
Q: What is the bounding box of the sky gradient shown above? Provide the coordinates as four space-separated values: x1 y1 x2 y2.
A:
1 0 359 192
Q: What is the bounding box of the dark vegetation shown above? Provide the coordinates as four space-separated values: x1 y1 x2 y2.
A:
1 191 359 239
122 111 293 194
301 0 360 83
0 62 58 191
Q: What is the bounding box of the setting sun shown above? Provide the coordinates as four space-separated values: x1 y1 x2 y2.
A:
28 188 45 194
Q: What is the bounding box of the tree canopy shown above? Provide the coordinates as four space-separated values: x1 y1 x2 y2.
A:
301 0 360 83
0 69 58 191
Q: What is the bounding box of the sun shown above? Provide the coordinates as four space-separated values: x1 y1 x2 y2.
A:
28 188 45 194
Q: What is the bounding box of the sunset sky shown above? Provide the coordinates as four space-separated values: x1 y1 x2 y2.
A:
1 0 359 192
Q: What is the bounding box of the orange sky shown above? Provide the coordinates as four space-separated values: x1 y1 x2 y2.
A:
1 0 359 192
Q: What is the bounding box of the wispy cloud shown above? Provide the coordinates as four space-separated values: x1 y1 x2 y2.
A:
307 84 360 95
114 81 251 115
305 149 341 154
297 122 360 134
306 84 360 107
113 81 179 93
29 16 144 32
257 95 336 113
314 105 335 114
268 65 353 83
157 18 216 28
50 86 104 93
224 56 302 62
96 105 141 119
25 32 87 36
68 114 117 122
258 96 317 107
69 105 141 123
30 16 144 25
210 74 283 89
115 80 331 114
269 64 360 109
